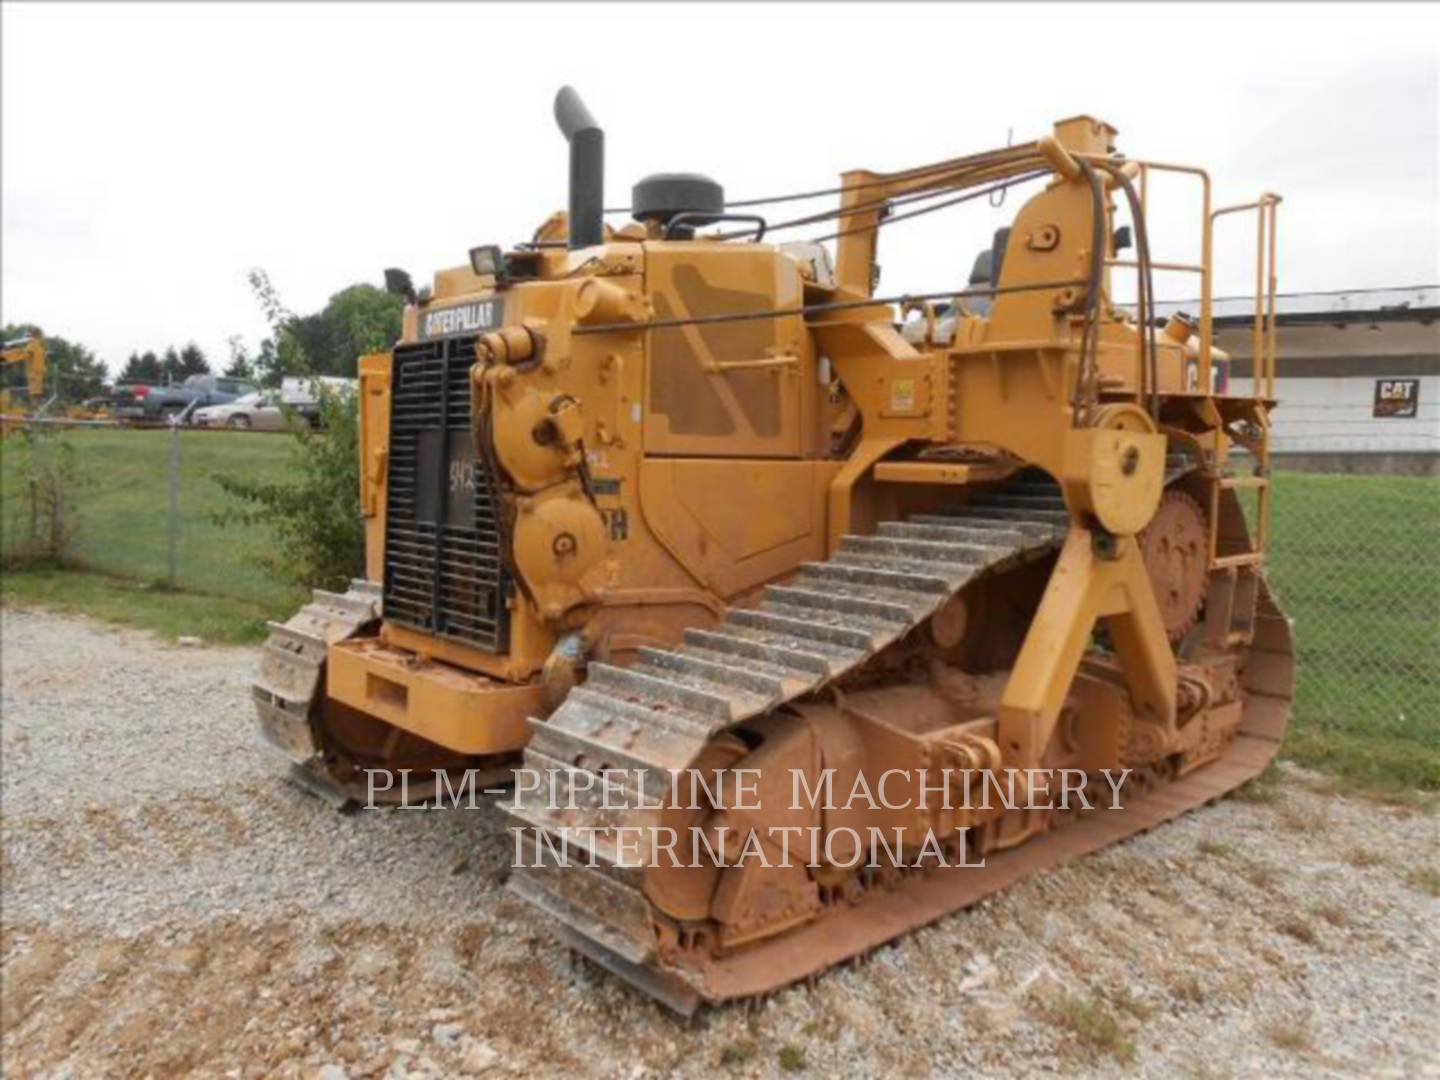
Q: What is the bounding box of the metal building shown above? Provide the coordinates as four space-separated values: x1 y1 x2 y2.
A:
1166 286 1438 474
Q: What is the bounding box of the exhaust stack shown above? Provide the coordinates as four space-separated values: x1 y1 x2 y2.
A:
553 86 604 250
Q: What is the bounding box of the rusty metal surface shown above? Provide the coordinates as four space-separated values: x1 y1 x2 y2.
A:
507 483 1067 993
505 468 1295 1013
1139 488 1209 641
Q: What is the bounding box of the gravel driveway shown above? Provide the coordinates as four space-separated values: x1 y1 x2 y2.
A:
2 607 1437 1078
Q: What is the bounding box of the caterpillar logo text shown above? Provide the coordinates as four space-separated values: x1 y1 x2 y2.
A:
419 299 502 340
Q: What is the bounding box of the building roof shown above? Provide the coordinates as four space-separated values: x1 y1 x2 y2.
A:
1152 285 1439 327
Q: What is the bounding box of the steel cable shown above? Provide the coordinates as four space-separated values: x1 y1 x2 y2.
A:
600 143 1042 215
704 158 1047 242
1105 166 1160 421
799 170 1048 245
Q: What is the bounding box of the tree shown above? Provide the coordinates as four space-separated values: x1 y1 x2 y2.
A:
285 311 332 374
223 335 255 380
178 342 210 377
317 285 403 377
120 351 164 384
252 338 280 387
2 323 108 402
120 355 162 385
248 269 309 385
161 346 182 383
246 269 403 383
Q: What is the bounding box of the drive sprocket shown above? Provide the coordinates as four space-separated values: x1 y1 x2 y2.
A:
1138 488 1209 641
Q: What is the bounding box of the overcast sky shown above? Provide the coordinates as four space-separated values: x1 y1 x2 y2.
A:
3 2 1437 375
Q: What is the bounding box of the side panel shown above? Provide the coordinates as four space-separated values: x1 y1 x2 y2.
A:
642 244 806 458
358 352 392 584
638 459 834 598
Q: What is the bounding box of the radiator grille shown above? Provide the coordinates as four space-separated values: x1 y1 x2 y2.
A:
383 336 510 652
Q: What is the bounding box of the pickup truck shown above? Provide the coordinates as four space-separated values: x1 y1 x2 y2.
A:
113 374 259 422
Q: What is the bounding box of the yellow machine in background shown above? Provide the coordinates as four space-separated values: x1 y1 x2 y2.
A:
253 89 1293 1012
1 336 46 436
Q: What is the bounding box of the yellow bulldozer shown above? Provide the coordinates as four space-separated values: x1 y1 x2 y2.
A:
253 88 1293 1013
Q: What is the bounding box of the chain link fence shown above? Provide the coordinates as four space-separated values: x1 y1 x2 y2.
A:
1 422 301 614
1263 467 1439 785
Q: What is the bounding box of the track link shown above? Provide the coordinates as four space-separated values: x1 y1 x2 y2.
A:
506 481 1079 1011
505 460 1293 1013
251 579 381 806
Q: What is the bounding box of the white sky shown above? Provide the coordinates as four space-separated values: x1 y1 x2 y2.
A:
3 2 1437 375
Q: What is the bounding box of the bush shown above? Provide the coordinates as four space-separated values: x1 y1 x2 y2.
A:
213 389 364 592
2 429 89 567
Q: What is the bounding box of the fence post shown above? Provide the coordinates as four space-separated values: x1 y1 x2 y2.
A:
26 423 40 553
168 416 180 588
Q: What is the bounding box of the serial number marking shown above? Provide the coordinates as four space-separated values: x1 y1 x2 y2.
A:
449 458 476 497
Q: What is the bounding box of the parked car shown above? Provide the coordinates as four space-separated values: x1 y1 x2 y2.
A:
192 391 298 430
193 377 356 430
276 376 356 429
114 374 259 421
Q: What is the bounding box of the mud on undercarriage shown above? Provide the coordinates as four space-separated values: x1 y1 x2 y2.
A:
504 473 1296 1014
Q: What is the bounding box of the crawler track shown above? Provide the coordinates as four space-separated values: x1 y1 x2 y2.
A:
505 473 1295 1013
251 581 383 806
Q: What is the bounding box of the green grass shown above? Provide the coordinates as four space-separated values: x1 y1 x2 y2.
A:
2 428 302 610
1266 471 1440 794
1043 993 1137 1064
776 1044 807 1073
0 565 277 644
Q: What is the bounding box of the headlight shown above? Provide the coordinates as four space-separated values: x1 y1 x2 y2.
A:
469 244 508 285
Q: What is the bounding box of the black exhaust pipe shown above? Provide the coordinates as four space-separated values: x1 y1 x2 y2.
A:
553 86 604 250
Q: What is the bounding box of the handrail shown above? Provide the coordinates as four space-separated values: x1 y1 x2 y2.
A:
1207 193 1282 561
1081 156 1213 412
1133 161 1214 390
1211 193 1283 401
1106 258 1204 274
1074 151 1280 566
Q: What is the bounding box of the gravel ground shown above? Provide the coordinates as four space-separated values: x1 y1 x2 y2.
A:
2 606 1438 1078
